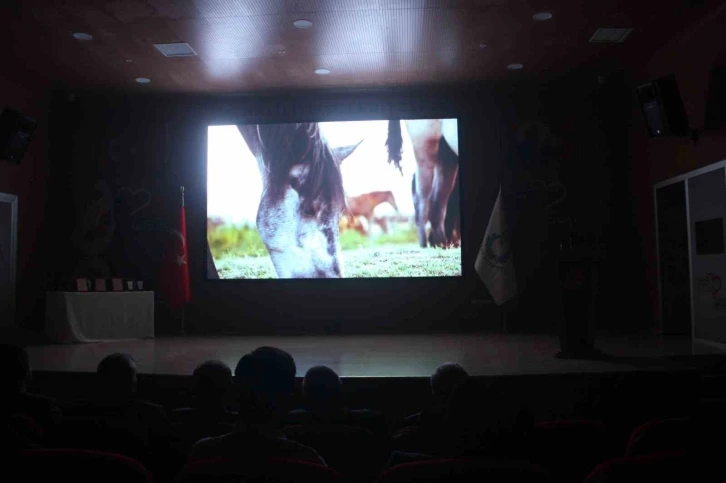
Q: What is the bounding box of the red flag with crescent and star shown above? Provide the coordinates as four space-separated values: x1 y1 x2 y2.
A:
159 202 191 309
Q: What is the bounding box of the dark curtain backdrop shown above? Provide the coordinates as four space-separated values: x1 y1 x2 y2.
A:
40 74 647 335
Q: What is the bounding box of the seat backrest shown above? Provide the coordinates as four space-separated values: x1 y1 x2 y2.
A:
375 458 551 483
19 448 152 483
626 418 693 456
6 413 44 445
584 453 691 483
176 456 341 483
50 417 151 460
526 420 612 483
284 424 383 481
171 421 234 453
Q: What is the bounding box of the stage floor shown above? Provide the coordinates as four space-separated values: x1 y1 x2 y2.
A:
26 333 725 378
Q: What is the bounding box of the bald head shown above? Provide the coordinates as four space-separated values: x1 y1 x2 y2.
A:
193 360 232 402
303 365 342 408
431 363 468 397
97 353 137 396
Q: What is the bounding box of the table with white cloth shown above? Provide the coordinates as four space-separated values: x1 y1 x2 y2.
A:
45 291 154 343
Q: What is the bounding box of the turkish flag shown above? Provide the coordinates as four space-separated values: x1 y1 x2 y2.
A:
159 206 191 309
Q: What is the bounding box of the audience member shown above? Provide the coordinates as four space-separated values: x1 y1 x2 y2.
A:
443 379 533 458
188 346 326 465
172 360 237 424
0 344 62 433
300 365 345 421
287 365 387 436
70 353 168 430
404 362 468 428
388 378 532 466
61 353 174 475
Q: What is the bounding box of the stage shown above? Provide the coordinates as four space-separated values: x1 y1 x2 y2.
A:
25 333 725 378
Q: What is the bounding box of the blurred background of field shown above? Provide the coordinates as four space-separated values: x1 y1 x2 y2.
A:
208 218 419 259
208 217 461 279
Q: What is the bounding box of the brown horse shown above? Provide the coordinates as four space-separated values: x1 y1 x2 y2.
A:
387 119 459 248
343 191 399 235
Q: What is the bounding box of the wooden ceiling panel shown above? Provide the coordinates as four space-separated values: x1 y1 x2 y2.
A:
3 0 723 93
304 11 385 55
380 0 505 11
190 0 286 18
285 0 380 14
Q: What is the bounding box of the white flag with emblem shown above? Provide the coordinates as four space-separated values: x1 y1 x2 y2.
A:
475 187 517 305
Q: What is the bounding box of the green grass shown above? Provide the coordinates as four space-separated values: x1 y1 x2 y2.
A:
209 218 460 279
208 222 267 259
343 244 461 277
340 225 419 250
209 219 419 257
214 244 461 279
215 255 277 279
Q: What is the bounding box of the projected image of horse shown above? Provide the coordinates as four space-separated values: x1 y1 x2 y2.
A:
207 119 462 279
210 123 360 279
342 191 399 236
387 119 459 248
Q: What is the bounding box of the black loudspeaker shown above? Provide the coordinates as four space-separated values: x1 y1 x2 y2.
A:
705 65 726 131
0 107 37 164
636 75 690 137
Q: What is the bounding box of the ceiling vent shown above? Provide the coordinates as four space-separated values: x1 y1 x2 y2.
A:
589 28 633 43
154 43 197 57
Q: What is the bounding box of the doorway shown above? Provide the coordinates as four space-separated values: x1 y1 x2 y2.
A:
655 181 691 336
0 193 18 327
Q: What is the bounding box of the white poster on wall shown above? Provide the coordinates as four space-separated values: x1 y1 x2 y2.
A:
688 167 726 345
0 193 17 327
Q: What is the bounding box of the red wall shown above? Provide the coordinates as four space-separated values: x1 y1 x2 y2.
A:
631 5 726 327
0 75 50 328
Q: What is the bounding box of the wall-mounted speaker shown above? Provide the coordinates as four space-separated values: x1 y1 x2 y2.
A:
636 75 690 137
0 107 37 164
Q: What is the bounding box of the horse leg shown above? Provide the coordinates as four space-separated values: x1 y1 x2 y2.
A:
414 167 434 248
428 164 458 248
444 173 460 247
376 217 389 234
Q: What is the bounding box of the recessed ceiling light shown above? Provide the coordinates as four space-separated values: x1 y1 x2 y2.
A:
293 19 313 29
72 32 93 41
507 63 524 70
135 77 151 84
533 12 553 21
314 68 330 75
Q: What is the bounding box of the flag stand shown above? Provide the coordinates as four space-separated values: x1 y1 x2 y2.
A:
180 185 186 337
180 305 185 336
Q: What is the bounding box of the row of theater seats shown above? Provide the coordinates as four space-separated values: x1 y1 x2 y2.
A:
5 414 716 483
3 345 724 482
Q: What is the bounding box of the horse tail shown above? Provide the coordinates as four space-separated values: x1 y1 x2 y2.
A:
386 119 403 174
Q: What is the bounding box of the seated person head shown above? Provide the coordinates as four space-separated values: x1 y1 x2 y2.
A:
235 346 296 424
0 344 31 393
431 362 468 398
193 360 233 408
97 353 138 397
302 365 342 412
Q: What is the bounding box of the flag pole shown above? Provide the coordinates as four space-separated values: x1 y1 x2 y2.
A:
180 185 186 336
